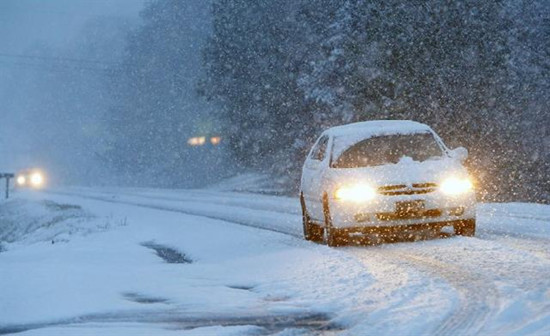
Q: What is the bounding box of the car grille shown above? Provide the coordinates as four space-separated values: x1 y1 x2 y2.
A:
378 183 438 196
376 209 442 221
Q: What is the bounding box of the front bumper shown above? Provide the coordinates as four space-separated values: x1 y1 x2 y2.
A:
329 191 476 229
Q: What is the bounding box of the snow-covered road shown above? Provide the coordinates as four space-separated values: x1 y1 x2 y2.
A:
1 187 549 335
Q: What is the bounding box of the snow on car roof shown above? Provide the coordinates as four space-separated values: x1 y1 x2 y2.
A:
324 120 436 160
323 120 432 138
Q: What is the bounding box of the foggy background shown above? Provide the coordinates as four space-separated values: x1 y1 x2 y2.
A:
0 0 548 202
0 0 223 188
0 0 145 183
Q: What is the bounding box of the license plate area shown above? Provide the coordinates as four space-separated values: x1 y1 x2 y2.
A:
395 200 425 216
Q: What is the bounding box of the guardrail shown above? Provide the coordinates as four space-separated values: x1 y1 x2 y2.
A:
0 173 14 199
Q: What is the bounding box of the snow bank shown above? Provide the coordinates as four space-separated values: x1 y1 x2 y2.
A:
206 173 289 195
0 195 101 247
478 202 550 238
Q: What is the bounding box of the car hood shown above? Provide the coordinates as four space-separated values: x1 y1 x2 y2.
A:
325 157 469 188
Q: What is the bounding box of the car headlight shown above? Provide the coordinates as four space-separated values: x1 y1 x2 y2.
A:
440 177 473 195
16 176 26 185
30 173 44 186
335 184 376 202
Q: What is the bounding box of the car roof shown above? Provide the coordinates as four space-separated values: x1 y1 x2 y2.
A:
322 120 432 138
322 120 441 160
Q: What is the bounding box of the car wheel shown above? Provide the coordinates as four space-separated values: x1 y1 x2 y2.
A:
300 192 324 243
323 193 347 247
454 219 476 237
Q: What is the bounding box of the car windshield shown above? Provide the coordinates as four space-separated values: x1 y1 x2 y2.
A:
332 132 444 168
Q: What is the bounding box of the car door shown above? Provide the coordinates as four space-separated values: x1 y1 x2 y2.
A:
302 135 329 221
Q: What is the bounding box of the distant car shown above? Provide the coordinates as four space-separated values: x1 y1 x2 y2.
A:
15 169 45 189
300 120 476 246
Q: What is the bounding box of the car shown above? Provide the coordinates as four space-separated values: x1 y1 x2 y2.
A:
15 169 45 189
300 120 476 246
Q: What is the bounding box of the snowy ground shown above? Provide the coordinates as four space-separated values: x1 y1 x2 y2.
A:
0 186 549 335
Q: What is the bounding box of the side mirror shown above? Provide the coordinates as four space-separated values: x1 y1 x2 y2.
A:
450 147 468 162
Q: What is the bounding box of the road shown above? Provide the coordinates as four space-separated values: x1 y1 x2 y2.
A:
1 187 549 335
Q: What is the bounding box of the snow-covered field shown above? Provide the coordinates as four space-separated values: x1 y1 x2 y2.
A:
1 187 549 335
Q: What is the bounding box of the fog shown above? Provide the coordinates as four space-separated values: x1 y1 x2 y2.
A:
0 0 142 180
0 0 143 51
0 0 221 188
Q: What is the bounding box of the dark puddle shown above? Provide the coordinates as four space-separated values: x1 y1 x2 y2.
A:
141 241 192 264
0 311 342 335
171 312 343 334
123 292 169 304
43 201 82 211
227 285 255 291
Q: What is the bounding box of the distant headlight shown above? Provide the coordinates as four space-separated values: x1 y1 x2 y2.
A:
30 173 44 186
440 177 473 195
17 176 26 185
335 184 376 202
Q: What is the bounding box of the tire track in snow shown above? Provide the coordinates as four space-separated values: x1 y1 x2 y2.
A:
480 230 550 261
399 253 499 336
344 244 500 336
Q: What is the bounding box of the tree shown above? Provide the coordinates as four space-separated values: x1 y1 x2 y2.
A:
107 0 222 187
203 0 549 201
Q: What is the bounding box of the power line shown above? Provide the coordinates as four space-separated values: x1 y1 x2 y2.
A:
0 5 135 19
0 60 115 77
0 58 111 72
0 52 118 67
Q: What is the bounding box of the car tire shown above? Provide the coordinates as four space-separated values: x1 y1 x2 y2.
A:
323 193 347 247
454 219 476 237
300 192 324 243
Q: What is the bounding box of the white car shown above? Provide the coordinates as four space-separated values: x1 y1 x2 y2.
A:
300 120 476 246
